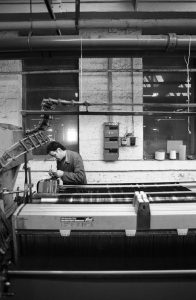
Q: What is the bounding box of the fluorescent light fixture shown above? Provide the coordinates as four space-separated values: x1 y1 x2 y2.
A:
143 93 159 97
152 93 159 97
66 128 78 143
167 92 175 97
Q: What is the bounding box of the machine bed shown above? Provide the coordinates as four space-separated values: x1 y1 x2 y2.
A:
11 181 196 264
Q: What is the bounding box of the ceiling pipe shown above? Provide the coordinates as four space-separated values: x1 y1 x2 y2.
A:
1 19 196 31
0 35 195 53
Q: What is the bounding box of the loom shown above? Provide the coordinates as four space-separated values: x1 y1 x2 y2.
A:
3 98 196 297
11 180 196 270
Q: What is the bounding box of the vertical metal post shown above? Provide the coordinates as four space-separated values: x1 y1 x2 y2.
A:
75 0 80 34
108 58 113 122
12 211 19 264
131 57 134 135
27 166 32 202
22 114 29 204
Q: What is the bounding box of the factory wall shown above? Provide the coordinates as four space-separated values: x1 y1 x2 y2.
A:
0 45 196 191
0 60 22 156
0 59 22 214
78 28 142 183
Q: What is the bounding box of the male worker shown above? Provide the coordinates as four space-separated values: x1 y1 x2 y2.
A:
46 141 87 185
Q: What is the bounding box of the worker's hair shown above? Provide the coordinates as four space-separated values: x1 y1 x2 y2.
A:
46 141 66 154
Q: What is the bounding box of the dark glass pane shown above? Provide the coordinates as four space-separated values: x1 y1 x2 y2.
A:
143 58 194 159
23 58 78 71
23 58 79 155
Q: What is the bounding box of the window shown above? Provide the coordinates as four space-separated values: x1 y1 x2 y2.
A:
143 57 195 159
23 58 79 156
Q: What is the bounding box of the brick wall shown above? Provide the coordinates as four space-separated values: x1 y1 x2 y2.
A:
0 48 195 191
0 60 22 214
0 60 22 127
79 29 143 183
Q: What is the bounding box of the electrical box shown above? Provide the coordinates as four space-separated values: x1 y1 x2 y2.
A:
103 122 119 161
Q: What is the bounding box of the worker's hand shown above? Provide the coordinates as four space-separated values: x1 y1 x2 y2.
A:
55 170 64 178
49 169 64 178
48 169 55 178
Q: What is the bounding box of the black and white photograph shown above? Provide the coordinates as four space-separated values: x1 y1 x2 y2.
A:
1 1 196 299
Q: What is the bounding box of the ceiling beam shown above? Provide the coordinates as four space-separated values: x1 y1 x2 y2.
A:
75 0 80 33
44 0 61 35
0 0 196 14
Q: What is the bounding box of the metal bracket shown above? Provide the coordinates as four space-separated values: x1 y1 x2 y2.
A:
166 33 177 52
59 230 71 237
125 230 136 237
177 228 188 236
133 191 150 230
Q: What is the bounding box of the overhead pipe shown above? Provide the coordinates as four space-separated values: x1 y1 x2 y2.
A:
21 110 196 116
7 269 196 278
1 19 196 31
0 34 195 54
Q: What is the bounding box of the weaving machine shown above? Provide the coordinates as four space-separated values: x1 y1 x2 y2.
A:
12 180 196 265
2 99 196 298
3 98 196 298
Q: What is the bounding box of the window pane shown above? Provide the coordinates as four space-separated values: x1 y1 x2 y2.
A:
23 58 79 155
143 57 194 159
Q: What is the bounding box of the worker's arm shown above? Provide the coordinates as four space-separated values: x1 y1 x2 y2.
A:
61 156 86 184
50 156 86 184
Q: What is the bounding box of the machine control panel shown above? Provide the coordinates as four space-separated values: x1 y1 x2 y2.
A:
60 217 94 228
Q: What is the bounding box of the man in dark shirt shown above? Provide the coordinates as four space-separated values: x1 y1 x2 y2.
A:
46 141 87 185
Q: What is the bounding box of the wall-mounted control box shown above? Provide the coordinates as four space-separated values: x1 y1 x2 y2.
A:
103 122 119 161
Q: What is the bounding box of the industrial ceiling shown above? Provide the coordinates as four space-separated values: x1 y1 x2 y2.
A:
0 0 196 57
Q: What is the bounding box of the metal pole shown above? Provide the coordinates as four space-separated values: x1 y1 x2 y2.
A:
21 110 196 116
0 35 196 53
22 114 28 204
44 0 61 35
39 98 196 108
1 68 196 75
108 58 113 122
7 269 196 278
2 19 196 31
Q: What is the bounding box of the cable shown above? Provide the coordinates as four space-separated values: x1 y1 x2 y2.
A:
80 37 83 102
27 0 33 50
184 36 192 134
131 57 134 136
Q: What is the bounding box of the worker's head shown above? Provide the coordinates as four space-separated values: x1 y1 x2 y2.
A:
46 141 66 161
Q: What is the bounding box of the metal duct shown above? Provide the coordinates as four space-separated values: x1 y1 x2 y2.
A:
1 19 196 31
0 35 195 54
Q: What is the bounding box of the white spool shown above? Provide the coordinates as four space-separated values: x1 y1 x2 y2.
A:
155 151 165 161
170 150 176 160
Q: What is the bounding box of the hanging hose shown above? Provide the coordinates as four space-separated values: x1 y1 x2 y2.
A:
184 36 192 134
0 207 11 262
